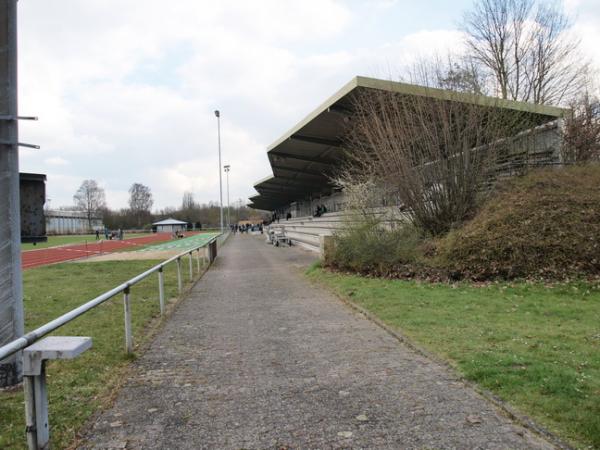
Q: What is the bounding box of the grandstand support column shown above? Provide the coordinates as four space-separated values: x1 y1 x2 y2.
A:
0 0 24 387
556 117 566 165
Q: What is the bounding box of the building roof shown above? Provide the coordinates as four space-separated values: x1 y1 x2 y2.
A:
152 218 188 226
248 76 568 211
45 210 102 219
20 172 47 182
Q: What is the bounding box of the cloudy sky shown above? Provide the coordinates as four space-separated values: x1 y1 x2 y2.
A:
17 0 600 211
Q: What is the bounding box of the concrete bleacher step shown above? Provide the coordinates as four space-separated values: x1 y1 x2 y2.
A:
269 209 409 253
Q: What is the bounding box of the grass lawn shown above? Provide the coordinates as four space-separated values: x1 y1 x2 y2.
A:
21 233 153 251
307 266 600 449
0 256 203 449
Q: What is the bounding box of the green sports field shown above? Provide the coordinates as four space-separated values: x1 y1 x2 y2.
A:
138 232 220 252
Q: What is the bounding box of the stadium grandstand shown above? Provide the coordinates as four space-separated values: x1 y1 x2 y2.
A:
249 76 567 252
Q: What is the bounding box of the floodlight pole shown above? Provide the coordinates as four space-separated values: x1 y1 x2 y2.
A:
0 0 24 387
214 110 224 233
224 165 230 227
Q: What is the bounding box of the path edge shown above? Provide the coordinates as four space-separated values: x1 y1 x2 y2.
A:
69 255 219 450
306 270 574 450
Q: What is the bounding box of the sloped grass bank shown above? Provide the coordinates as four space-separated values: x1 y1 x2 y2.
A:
436 165 600 280
0 259 191 449
308 265 600 449
327 165 600 281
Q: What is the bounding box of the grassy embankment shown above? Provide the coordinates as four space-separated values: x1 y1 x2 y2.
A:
328 166 600 281
308 265 600 448
0 255 203 449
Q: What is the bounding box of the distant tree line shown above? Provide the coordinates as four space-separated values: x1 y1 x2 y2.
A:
147 190 260 230
66 181 262 231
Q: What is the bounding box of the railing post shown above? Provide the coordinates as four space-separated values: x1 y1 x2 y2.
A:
32 364 49 449
176 258 183 294
158 267 165 316
188 252 193 282
208 240 216 263
123 287 133 354
23 375 37 449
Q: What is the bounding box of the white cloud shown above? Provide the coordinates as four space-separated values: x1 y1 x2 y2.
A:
17 0 356 210
43 157 69 166
10 1 404 208
561 0 600 77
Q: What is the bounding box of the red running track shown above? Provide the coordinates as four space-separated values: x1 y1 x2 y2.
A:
22 233 174 270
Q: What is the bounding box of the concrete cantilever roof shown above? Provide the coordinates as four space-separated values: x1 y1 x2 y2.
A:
248 76 568 211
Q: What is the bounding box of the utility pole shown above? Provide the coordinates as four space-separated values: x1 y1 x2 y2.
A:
0 0 24 387
214 110 223 233
224 165 230 227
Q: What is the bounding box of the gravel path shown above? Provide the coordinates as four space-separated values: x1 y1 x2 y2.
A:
81 234 554 449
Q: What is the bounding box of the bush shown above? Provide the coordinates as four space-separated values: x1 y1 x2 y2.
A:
328 222 423 276
435 165 600 280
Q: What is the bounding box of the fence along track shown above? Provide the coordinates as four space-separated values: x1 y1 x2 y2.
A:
0 232 227 362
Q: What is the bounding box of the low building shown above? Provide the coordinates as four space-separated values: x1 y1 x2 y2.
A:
45 210 104 235
152 218 188 233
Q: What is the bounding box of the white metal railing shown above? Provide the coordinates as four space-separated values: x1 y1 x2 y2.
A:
0 233 226 362
2 231 229 450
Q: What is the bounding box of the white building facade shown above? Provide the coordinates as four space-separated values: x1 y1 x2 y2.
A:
45 210 104 235
152 218 188 233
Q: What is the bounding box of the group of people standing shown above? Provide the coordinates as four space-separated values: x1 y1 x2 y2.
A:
95 228 123 240
272 204 329 222
231 223 263 234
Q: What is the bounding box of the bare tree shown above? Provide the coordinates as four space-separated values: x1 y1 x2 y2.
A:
331 173 392 226
563 92 600 163
340 89 534 236
128 183 153 227
406 54 488 95
463 0 588 105
181 191 195 210
179 191 197 224
73 179 106 231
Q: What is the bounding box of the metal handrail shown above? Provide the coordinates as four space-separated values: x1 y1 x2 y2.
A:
0 234 223 361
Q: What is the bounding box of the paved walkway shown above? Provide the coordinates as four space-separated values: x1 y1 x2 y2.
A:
81 234 554 449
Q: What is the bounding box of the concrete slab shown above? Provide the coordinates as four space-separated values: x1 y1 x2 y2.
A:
23 336 92 376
